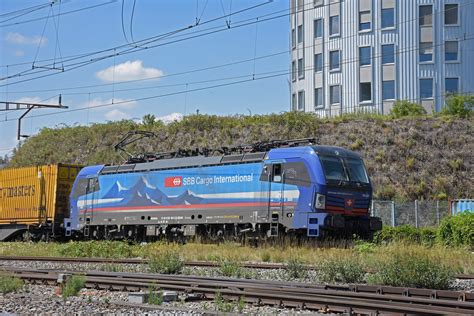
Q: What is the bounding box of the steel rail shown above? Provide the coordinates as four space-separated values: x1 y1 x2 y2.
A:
0 255 472 280
1 267 473 315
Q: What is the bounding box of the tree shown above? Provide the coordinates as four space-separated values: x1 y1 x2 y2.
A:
142 114 157 128
390 100 427 118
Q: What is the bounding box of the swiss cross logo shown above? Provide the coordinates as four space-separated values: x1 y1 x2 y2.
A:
345 198 354 208
165 176 182 187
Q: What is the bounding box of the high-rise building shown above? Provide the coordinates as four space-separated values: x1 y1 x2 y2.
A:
290 0 474 116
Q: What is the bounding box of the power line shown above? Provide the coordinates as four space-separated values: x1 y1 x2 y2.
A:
0 0 117 28
3 1 472 96
0 1 274 86
2 30 474 123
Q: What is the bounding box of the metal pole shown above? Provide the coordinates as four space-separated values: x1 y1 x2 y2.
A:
371 199 374 217
391 200 396 227
414 199 419 228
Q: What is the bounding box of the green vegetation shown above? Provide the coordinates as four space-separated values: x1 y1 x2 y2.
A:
437 212 474 248
219 259 243 278
0 276 24 293
7 110 473 200
441 94 474 118
374 213 473 249
367 253 454 289
58 241 134 258
62 275 86 298
147 285 163 305
390 100 427 118
285 257 308 280
214 292 240 313
319 256 365 284
148 248 184 274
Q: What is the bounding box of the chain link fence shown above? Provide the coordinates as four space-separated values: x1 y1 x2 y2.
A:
371 200 451 227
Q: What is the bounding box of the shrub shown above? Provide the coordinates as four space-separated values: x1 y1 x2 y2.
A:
149 249 184 274
319 257 365 284
285 257 308 280
219 259 243 278
62 275 86 298
368 254 454 289
374 226 437 246
58 241 133 258
437 212 474 248
0 276 24 293
214 292 235 312
441 94 473 118
390 100 426 118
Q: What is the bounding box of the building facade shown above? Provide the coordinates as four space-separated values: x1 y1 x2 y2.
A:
290 0 474 116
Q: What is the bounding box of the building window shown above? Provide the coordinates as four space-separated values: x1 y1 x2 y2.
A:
445 4 458 25
314 0 323 7
445 41 459 62
330 85 341 104
291 29 296 48
292 93 297 111
314 19 323 38
419 42 433 62
329 15 340 36
445 78 459 94
359 11 371 31
298 58 304 78
298 90 305 110
315 88 323 107
291 61 296 82
419 5 432 26
314 53 323 72
382 44 395 64
360 82 372 102
297 0 303 10
329 50 340 71
381 8 395 29
359 47 371 66
297 25 303 44
382 80 395 100
420 78 433 99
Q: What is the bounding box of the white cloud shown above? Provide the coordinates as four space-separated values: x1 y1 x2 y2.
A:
14 50 25 57
5 32 47 46
105 109 130 121
15 97 43 104
96 60 163 82
84 97 137 110
157 112 183 124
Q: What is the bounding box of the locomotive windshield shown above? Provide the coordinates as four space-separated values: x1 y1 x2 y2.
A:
319 155 369 184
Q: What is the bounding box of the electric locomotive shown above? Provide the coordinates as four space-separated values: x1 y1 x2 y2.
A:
65 138 382 241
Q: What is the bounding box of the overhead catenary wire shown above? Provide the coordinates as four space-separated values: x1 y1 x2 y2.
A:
0 1 274 86
0 3 466 91
3 1 471 97
2 29 474 123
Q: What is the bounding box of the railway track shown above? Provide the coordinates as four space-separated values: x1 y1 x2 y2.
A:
0 255 473 280
0 266 473 315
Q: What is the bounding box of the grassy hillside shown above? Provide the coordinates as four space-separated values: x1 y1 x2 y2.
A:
8 112 473 200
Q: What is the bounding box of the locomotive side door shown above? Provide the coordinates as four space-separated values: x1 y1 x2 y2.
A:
269 163 283 236
83 177 98 237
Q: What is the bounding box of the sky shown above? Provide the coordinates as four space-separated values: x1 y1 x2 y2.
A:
0 0 291 156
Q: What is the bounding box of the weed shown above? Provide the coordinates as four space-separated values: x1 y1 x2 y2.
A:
62 275 86 298
448 159 463 171
237 296 246 313
368 254 454 289
147 284 163 305
149 248 184 274
214 292 234 312
285 257 308 280
349 139 364 150
319 257 365 284
0 276 24 294
219 259 243 278
261 251 271 262
405 157 415 170
101 263 124 272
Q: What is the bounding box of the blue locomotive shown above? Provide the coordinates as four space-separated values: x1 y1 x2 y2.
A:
65 139 382 241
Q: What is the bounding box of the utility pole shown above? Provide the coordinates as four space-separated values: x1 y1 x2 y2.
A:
0 95 67 140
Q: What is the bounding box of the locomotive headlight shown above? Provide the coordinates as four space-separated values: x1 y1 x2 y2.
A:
315 194 326 209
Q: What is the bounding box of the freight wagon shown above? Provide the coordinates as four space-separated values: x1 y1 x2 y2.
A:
0 164 81 241
66 139 382 242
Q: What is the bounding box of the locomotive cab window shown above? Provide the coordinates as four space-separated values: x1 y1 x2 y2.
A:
272 164 282 182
